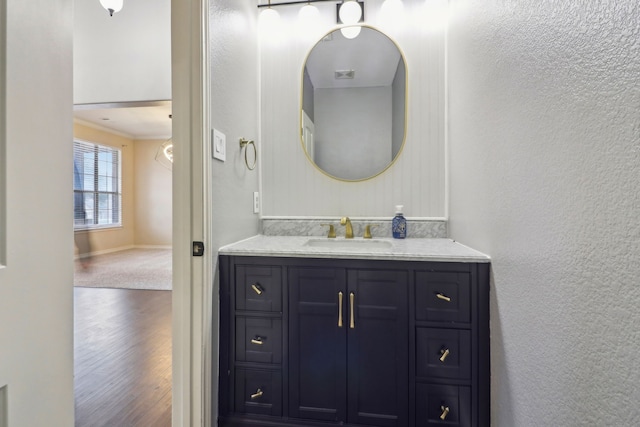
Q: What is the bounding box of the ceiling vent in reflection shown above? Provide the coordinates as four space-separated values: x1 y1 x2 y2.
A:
335 70 355 79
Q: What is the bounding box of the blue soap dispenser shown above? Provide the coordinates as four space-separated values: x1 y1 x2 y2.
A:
392 205 407 239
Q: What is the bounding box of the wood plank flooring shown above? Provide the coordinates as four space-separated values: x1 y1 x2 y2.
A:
74 287 172 427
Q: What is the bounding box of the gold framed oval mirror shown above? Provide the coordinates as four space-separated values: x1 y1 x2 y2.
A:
300 25 407 181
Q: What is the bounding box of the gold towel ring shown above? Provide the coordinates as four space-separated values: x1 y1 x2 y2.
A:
239 138 257 170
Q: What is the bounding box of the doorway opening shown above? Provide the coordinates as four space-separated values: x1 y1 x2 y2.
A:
72 101 173 426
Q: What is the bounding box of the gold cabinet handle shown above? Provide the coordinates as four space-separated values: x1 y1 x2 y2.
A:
350 292 355 329
251 388 263 400
251 283 263 295
436 293 451 302
440 405 450 420
338 291 344 327
439 348 450 362
251 336 264 345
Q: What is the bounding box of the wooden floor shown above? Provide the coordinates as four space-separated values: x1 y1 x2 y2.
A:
74 287 172 427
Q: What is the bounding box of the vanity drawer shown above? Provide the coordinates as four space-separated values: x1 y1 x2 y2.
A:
235 316 282 364
416 328 471 380
415 272 470 323
235 265 282 312
416 383 471 427
234 368 282 417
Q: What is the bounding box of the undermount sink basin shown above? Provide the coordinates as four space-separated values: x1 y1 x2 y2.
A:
304 238 393 251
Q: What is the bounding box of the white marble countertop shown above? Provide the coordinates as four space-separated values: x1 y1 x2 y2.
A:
219 235 490 263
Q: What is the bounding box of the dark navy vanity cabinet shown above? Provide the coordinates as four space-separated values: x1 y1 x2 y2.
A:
218 255 490 427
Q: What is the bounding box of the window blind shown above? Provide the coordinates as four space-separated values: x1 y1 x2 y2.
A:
73 140 122 229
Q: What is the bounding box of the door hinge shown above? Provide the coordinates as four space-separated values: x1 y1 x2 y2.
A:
192 241 205 256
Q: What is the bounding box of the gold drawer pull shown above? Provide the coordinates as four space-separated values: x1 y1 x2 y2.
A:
436 293 451 302
440 405 450 420
338 291 344 327
251 283 264 295
251 388 264 400
350 292 355 329
439 348 450 362
251 336 264 345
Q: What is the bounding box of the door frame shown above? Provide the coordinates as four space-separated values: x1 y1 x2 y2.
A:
171 0 212 425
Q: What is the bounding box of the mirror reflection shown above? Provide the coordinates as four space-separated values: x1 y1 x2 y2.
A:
301 26 407 181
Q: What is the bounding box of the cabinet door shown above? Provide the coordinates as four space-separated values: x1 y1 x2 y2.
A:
289 267 347 422
347 270 409 427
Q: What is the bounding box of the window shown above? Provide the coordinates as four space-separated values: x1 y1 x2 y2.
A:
73 140 122 229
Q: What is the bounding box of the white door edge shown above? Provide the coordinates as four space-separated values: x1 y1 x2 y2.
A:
171 0 211 425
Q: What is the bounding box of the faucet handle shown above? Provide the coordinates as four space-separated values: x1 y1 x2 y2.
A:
363 224 379 239
320 223 336 238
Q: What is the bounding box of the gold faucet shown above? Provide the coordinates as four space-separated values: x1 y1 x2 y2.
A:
320 223 336 238
340 217 354 239
363 224 378 239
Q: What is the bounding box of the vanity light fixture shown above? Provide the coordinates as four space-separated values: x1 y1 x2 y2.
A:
337 0 363 25
259 0 281 29
99 0 123 16
256 0 365 25
298 2 320 25
380 0 403 22
297 2 322 39
337 1 364 39
256 0 367 39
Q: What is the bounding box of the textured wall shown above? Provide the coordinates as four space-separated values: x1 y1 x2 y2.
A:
209 0 261 421
448 0 640 425
260 0 447 218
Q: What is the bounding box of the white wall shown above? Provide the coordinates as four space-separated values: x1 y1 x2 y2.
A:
0 0 74 425
73 0 171 104
260 0 447 218
315 86 392 180
209 0 261 421
448 0 640 425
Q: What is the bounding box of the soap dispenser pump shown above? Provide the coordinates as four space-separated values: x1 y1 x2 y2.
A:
392 205 407 239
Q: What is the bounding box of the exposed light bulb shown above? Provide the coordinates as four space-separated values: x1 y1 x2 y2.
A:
339 1 362 25
259 7 281 28
297 3 322 40
340 25 361 39
99 0 123 16
380 0 404 25
422 0 449 32
259 7 284 44
299 3 320 22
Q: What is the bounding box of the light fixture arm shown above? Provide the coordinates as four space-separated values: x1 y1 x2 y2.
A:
257 0 335 8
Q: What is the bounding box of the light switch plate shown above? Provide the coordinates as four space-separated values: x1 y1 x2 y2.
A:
212 128 226 161
253 192 260 214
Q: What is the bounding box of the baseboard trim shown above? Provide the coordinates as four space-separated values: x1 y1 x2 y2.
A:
76 244 171 260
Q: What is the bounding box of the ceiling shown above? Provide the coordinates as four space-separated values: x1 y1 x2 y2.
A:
73 101 172 140
306 27 401 89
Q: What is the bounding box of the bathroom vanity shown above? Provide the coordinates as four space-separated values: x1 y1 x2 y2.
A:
218 236 490 427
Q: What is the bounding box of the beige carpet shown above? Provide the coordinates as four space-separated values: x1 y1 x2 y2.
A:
74 248 172 291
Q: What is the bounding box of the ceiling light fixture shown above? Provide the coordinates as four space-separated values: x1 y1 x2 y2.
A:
100 0 123 16
155 139 173 170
